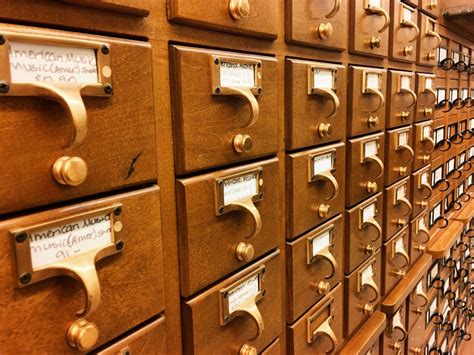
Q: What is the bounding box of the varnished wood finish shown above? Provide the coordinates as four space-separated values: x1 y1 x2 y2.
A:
412 121 433 170
417 11 439 67
390 0 418 63
414 73 436 123
405 311 425 355
384 127 414 186
339 311 386 355
409 211 430 264
383 176 412 241
386 70 416 128
61 0 150 16
410 165 431 219
381 303 407 355
427 220 464 259
261 337 281 355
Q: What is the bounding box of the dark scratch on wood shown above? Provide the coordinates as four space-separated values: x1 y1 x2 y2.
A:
126 151 143 179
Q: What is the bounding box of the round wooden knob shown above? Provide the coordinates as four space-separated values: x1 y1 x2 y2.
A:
235 242 255 262
424 107 433 116
240 343 257 355
317 204 331 218
369 36 381 49
53 156 87 186
365 244 375 255
229 0 250 20
318 22 333 39
367 115 379 127
233 134 253 153
427 52 436 61
318 123 333 137
366 181 378 193
67 319 99 352
363 303 374 315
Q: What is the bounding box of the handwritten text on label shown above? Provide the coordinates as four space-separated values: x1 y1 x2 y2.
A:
363 203 376 223
228 274 260 314
220 61 255 88
223 173 258 205
364 140 378 158
313 153 333 175
366 73 380 90
314 69 334 89
311 230 331 257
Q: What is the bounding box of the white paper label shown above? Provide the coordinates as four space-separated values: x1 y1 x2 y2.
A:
396 185 407 200
443 278 449 293
368 0 381 7
9 41 98 84
438 47 447 61
447 158 455 173
398 131 408 146
423 125 431 139
437 89 446 103
434 127 444 144
311 230 331 257
432 203 441 221
227 273 260 314
313 153 333 174
442 300 449 317
364 140 378 158
401 76 411 90
429 298 437 316
462 89 469 100
430 264 439 281
452 52 460 62
459 152 466 164
366 73 380 90
425 77 433 90
441 338 447 352
361 264 374 285
416 280 423 294
464 56 470 65
395 237 405 254
434 167 442 184
362 203 376 223
469 174 473 186
451 89 458 100
458 184 464 197
469 146 474 158
314 69 334 89
392 309 402 329
419 217 426 230
453 316 458 330
421 172 428 185
428 330 436 348
29 212 112 270
220 61 255 88
471 118 474 129
403 7 412 22
223 173 258 205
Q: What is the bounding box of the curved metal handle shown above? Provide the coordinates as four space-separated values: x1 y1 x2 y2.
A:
454 97 466 109
316 246 338 279
438 139 451 152
449 133 464 145
417 225 430 243
439 99 454 112
400 87 417 108
366 87 385 112
403 20 420 42
312 88 340 119
396 196 413 216
395 247 410 268
437 216 449 229
459 192 471 203
439 179 450 192
415 289 429 307
451 200 462 211
393 323 407 342
230 198 262 239
420 182 433 199
326 0 340 18
363 155 384 179
465 97 474 108
440 58 455 71
422 136 435 152
362 276 380 303
364 217 382 242
427 30 442 50
224 87 259 128
312 317 338 352
461 161 472 172
366 6 390 33
425 87 437 104
313 171 339 201
397 144 414 164
233 296 264 341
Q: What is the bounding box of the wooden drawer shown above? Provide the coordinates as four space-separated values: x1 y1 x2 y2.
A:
432 117 448 159
286 214 343 323
386 70 417 128
412 120 434 171
0 186 165 353
287 143 345 239
436 39 450 76
435 87 449 119
287 283 343 354
344 193 383 274
168 0 278 40
409 212 430 264
381 304 408 354
170 45 278 175
384 127 414 187
414 73 436 123
416 13 439 67
96 315 166 354
406 312 425 355
349 0 390 58
348 66 387 137
418 0 440 18
430 154 449 196
182 250 281 355
406 278 429 332
383 177 412 241
261 337 280 355
344 251 382 337
411 165 431 219
428 192 448 233
346 132 385 207
389 1 418 63
286 59 346 150
286 0 347 51
0 24 156 215
382 226 411 296
61 0 150 16
176 158 279 296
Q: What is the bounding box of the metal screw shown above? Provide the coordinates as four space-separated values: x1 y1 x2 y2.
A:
0 81 10 94
224 316 229 321
124 351 130 355
214 58 220 65
215 87 221 94
0 35 5 45
262 290 266 296
115 240 125 251
223 291 228 298
19 273 31 285
219 206 225 214
15 232 27 243
218 180 224 186
103 83 113 95
114 207 122 216
101 45 110 55
257 88 262 94
259 192 264 199
257 62 262 68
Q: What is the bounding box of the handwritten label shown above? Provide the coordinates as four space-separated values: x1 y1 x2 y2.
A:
395 237 405 254
398 131 408 146
314 68 334 89
421 172 428 185
437 89 445 103
227 273 260 314
452 51 460 62
438 47 447 61
220 61 255 88
423 125 431 139
29 212 112 270
450 89 458 100
401 76 411 90
362 203 376 223
313 152 333 174
311 230 331 257
434 127 444 144
364 140 378 158
9 41 98 85
366 73 380 90
425 77 433 90
223 173 258 206
361 264 374 285
396 185 406 200
462 88 469 100
403 7 412 22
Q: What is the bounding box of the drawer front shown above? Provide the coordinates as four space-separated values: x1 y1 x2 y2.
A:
382 226 411 296
344 193 383 274
350 0 390 57
344 251 382 337
386 70 417 128
430 154 448 196
287 143 345 239
409 212 430 264
286 0 347 51
286 59 347 150
348 66 387 137
385 127 414 187
428 192 448 237
61 0 150 16
382 304 407 354
286 214 343 323
0 25 156 214
168 0 278 39
176 158 279 296
390 1 418 62
417 13 439 67
414 73 436 123
419 0 440 18
383 177 412 241
436 39 450 77
96 315 166 354
407 277 429 332
411 165 431 219
432 117 447 159
182 250 281 355
0 186 165 353
261 337 280 355
287 283 343 354
170 45 278 174
346 132 386 207
413 120 434 171
406 312 425 355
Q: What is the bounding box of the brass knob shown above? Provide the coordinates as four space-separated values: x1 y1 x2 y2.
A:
369 36 381 49
412 347 422 355
417 245 426 253
229 0 250 20
233 134 253 153
403 46 413 56
235 242 254 262
367 115 379 127
365 244 376 255
316 280 331 295
397 166 408 176
52 156 88 186
421 155 430 163
393 342 401 351
318 204 331 218
394 269 406 278
427 52 436 61
414 307 423 315
397 218 406 227
318 22 334 39
318 123 333 138
366 181 378 193
399 111 410 120
362 303 374 315
418 200 428 208
423 107 433 116
240 343 257 355
428 1 437 9
67 318 99 352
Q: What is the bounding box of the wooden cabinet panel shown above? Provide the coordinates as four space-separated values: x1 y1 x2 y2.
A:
383 176 412 241
384 127 414 187
414 73 436 123
382 226 411 296
417 13 439 67
386 70 417 129
411 165 431 219
412 120 434 170
409 212 430 264
390 1 418 63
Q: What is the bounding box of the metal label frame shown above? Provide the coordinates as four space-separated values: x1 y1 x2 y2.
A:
306 223 335 265
211 55 262 95
308 149 336 183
